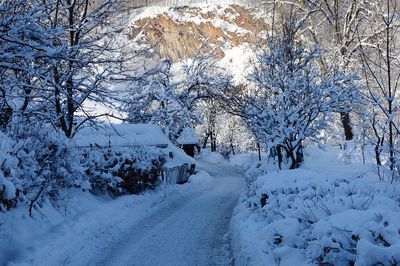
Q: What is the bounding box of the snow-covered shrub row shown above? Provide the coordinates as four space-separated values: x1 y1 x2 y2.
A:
0 126 166 212
233 148 400 265
81 145 164 196
0 126 86 213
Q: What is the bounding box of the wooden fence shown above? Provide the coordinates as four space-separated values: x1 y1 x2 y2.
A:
161 163 195 184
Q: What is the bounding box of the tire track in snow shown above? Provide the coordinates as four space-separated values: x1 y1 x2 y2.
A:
90 161 244 266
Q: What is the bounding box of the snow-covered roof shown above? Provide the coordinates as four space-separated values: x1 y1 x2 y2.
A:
74 123 195 167
74 123 171 147
177 127 198 145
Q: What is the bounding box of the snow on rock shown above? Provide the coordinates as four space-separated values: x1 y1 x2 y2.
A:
131 5 170 21
150 0 264 8
128 3 266 62
231 145 400 265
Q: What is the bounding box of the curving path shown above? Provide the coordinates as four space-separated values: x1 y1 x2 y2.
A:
89 160 244 266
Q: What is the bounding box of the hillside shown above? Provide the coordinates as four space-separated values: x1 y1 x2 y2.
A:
126 3 267 62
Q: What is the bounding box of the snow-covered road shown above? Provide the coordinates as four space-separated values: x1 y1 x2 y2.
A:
87 160 243 266
6 157 244 266
89 161 244 266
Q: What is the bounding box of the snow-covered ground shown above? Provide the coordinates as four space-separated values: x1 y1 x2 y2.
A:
4 144 398 266
1 152 244 266
230 145 400 265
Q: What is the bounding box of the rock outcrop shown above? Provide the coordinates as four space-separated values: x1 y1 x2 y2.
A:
129 4 268 61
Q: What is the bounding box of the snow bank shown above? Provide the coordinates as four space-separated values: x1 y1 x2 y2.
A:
188 170 214 188
231 145 400 265
196 149 226 164
228 152 264 170
0 178 16 200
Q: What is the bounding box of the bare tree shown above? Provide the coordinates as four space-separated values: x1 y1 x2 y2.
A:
124 49 231 144
40 0 133 138
287 0 400 144
220 18 358 169
302 0 377 140
358 0 400 182
0 0 63 127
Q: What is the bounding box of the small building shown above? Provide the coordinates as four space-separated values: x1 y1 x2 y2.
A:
176 127 199 158
75 123 195 184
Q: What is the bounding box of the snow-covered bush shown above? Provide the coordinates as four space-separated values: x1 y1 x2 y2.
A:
81 145 164 196
0 123 168 211
0 132 19 210
0 126 87 213
234 146 400 265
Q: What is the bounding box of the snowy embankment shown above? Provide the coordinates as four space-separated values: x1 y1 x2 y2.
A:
0 170 213 265
230 146 400 265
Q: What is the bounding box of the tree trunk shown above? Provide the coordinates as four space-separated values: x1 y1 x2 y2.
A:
66 77 74 138
202 132 209 149
287 142 304 170
375 144 382 166
340 112 353 140
0 105 13 128
211 137 216 152
210 131 215 152
230 142 235 155
294 143 304 169
277 145 283 170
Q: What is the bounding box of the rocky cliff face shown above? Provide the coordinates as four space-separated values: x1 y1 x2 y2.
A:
128 4 267 62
